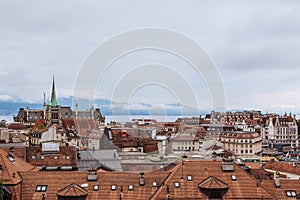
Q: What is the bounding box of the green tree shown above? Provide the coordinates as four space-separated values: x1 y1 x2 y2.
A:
0 181 4 200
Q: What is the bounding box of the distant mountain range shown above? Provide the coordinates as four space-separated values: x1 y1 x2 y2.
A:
0 94 208 116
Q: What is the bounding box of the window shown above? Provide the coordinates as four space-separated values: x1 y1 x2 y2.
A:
54 156 58 160
128 185 134 190
41 156 44 160
32 155 35 160
152 182 157 187
174 182 180 188
187 175 192 181
36 185 47 192
111 185 116 191
93 185 99 191
66 156 70 160
286 190 297 197
241 150 244 154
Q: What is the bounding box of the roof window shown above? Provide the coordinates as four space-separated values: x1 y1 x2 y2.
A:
152 182 157 187
111 185 116 191
231 175 236 181
36 185 47 192
174 182 180 188
187 175 192 181
286 190 297 197
93 185 99 191
128 185 134 190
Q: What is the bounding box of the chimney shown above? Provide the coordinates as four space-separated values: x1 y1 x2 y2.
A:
139 172 145 186
9 147 15 155
222 158 234 172
87 168 98 181
274 171 280 187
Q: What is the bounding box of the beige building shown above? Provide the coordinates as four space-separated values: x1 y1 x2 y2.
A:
218 131 262 158
172 134 200 152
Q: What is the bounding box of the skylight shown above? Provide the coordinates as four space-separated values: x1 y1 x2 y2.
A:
7 155 14 162
231 175 236 181
93 185 99 191
152 182 157 187
128 185 134 190
111 185 116 191
36 185 47 192
286 190 297 197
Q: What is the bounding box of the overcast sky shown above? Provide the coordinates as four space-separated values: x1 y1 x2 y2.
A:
0 0 300 114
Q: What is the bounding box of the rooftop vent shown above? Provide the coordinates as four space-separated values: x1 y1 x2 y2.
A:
274 171 280 187
139 172 145 186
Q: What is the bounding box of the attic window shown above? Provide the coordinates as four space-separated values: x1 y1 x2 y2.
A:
187 175 192 181
111 185 116 191
32 155 35 160
36 185 47 192
231 175 236 181
41 156 44 160
152 182 157 187
66 156 70 160
128 185 134 190
174 182 180 188
93 185 99 191
54 156 58 160
286 190 297 197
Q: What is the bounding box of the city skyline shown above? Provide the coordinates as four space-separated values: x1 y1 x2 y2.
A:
1 1 300 114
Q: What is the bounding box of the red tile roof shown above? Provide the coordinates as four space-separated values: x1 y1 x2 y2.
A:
264 161 300 176
0 148 37 185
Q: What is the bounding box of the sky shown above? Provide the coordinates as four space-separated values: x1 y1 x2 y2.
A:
0 0 300 114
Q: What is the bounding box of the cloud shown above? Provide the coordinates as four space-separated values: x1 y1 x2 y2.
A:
0 1 300 113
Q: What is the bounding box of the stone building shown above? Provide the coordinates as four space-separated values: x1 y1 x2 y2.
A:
14 76 105 125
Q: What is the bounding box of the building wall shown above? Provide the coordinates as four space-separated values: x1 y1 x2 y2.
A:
219 132 262 158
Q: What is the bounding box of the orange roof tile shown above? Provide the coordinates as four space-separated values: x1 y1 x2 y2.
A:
57 183 88 197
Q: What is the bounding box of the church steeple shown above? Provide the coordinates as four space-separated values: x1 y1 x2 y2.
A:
50 75 59 107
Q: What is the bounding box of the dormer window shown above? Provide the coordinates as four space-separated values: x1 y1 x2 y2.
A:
174 182 180 188
187 175 192 181
231 175 236 181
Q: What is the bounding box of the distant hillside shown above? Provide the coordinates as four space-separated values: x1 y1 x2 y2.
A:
0 95 208 116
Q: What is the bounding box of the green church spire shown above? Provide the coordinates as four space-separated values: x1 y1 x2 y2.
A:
50 75 59 107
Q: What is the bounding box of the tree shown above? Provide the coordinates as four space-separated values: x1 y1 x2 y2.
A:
0 181 4 200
